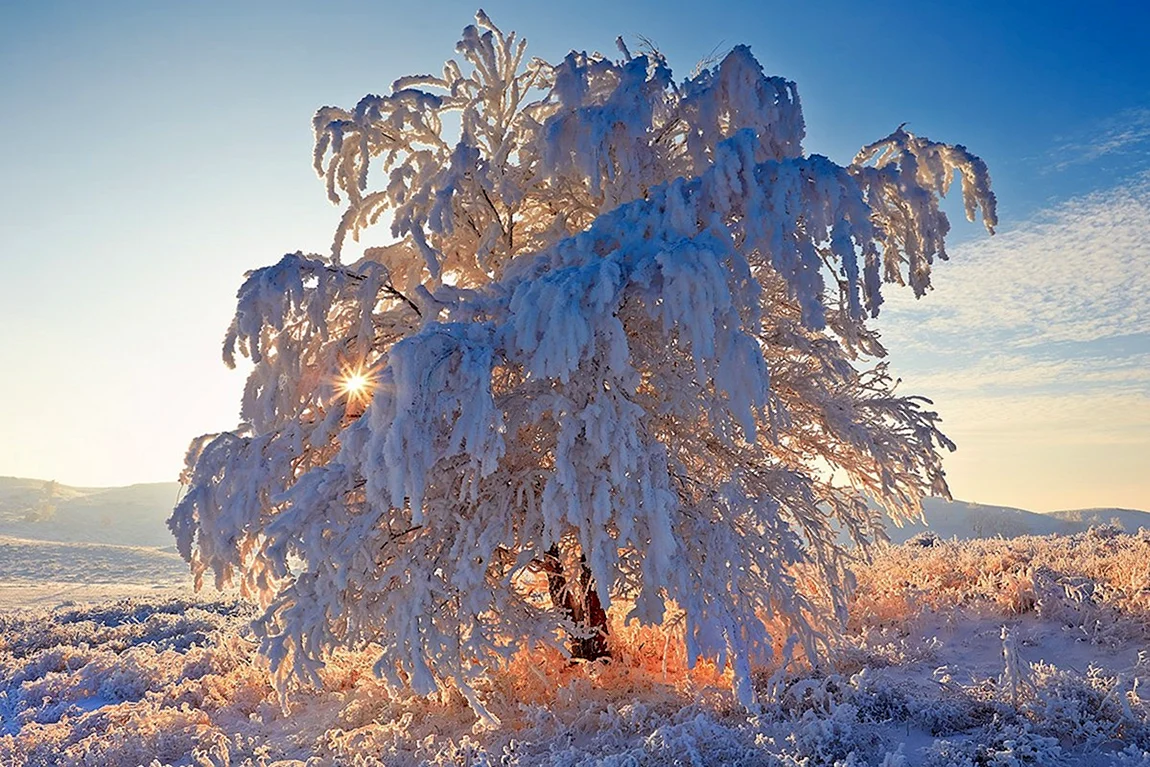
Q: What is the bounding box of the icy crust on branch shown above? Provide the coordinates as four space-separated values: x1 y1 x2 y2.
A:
307 13 817 281
223 252 416 432
852 127 997 302
171 13 995 716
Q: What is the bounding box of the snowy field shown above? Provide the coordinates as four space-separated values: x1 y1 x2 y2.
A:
0 478 192 610
4 528 1150 765
0 536 192 611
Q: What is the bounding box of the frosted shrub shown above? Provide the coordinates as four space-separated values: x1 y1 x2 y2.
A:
1023 661 1150 747
923 720 1065 767
171 11 995 711
999 626 1033 707
786 702 878 765
850 531 1150 641
6 535 1150 764
1115 746 1150 766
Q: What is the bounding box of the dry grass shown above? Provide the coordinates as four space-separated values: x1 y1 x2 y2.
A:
849 526 1150 642
4 527 1150 765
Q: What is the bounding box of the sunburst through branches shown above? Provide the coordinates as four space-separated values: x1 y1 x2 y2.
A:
336 363 376 415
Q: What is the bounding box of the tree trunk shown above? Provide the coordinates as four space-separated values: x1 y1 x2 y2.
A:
542 544 610 661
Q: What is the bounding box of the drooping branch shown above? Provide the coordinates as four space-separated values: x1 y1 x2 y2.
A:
173 11 995 715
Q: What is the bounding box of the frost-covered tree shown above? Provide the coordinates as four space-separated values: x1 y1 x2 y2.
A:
171 12 995 716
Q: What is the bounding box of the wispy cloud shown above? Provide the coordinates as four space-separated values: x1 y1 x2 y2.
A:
876 175 1150 510
900 350 1150 399
1049 107 1150 171
881 173 1150 350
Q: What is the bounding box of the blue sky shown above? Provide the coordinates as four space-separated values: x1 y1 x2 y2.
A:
1 0 1147 510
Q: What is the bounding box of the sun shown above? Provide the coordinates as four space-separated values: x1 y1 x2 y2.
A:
338 372 371 398
335 363 377 414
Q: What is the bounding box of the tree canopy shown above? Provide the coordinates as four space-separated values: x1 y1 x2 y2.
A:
171 11 995 717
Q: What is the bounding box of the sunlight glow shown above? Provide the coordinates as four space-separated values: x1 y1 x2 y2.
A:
336 364 377 414
339 372 370 398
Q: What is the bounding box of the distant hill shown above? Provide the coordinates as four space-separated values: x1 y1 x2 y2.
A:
0 477 182 548
880 497 1076 543
1044 507 1150 532
1 476 1146 550
879 497 1150 544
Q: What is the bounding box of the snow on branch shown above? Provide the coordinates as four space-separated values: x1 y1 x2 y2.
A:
172 11 995 715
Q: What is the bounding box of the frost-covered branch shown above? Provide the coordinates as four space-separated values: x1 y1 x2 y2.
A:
172 11 995 716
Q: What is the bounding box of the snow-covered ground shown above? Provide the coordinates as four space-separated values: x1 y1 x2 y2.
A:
0 536 192 611
3 527 1150 765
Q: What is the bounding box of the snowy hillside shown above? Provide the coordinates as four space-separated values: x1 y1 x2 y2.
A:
881 498 1078 543
0 479 190 611
875 497 1150 544
1046 508 1150 532
0 537 189 584
3 529 1150 765
0 536 191 611
3 477 1146 557
0 477 181 548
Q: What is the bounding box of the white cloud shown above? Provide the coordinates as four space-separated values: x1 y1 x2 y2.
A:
898 351 1150 398
874 175 1150 510
1050 107 1150 171
880 173 1150 350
